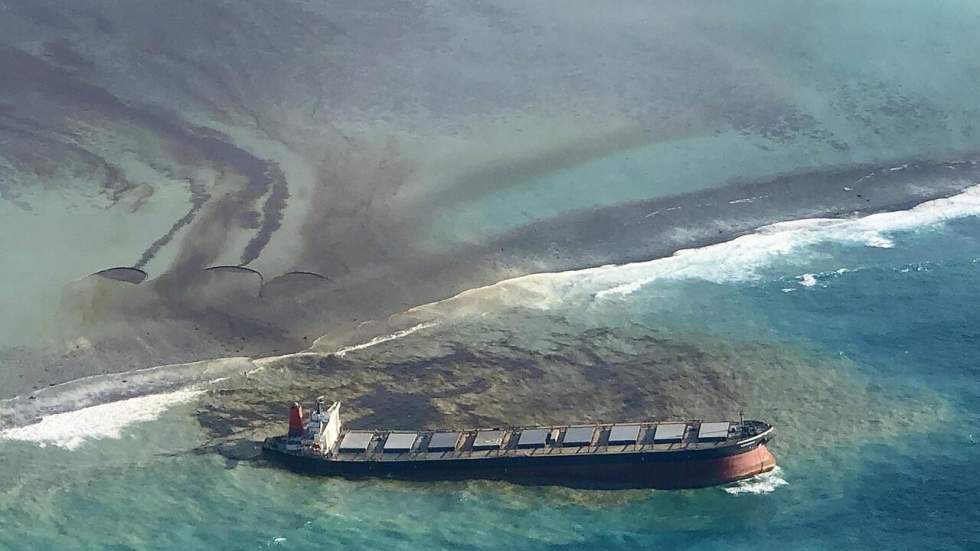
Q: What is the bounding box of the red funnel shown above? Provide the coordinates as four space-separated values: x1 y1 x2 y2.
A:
288 403 305 437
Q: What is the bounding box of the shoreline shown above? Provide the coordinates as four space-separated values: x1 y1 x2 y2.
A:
2 156 979 400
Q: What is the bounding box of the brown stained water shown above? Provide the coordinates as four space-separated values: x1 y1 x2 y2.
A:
3 210 980 548
197 314 949 463
3 1 980 548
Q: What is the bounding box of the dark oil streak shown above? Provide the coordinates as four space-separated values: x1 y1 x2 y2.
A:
133 178 211 270
240 163 289 265
0 45 289 269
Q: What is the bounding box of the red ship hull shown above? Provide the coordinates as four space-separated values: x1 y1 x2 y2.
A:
651 443 777 489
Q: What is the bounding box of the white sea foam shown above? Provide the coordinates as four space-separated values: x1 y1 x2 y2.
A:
592 184 980 298
0 357 256 429
403 184 980 313
723 466 788 495
798 274 818 287
644 206 682 218
794 267 855 289
332 322 438 358
728 194 768 205
0 316 429 448
11 185 977 451
863 233 894 248
0 389 203 450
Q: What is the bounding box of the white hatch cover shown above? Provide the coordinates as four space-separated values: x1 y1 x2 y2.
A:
608 424 641 444
339 431 374 451
653 423 686 442
383 432 418 452
562 426 595 446
517 429 549 448
473 430 506 449
427 432 461 451
698 422 731 441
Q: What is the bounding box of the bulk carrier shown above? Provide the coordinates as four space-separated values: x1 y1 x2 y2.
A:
262 399 776 489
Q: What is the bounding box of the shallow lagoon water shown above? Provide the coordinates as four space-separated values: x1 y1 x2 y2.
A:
3 1 980 548
3 206 980 549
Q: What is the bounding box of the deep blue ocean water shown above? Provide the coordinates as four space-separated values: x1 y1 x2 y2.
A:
2 206 979 550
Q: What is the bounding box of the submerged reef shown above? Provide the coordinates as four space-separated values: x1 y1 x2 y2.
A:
196 315 948 461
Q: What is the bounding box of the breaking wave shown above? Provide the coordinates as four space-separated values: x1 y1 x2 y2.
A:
6 184 979 452
723 466 788 496
0 389 203 450
328 322 439 358
402 184 980 317
595 183 980 298
798 273 818 287
0 357 256 429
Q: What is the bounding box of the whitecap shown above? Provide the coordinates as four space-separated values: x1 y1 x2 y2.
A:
330 322 438 358
354 185 980 328
574 185 980 299
0 357 255 429
723 466 788 495
728 194 768 205
0 389 203 450
644 206 682 218
863 233 894 248
798 274 818 287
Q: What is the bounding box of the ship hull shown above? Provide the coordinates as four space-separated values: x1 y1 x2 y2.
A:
263 442 776 490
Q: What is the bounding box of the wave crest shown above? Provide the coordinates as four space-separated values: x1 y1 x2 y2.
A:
723 466 788 495
0 389 203 450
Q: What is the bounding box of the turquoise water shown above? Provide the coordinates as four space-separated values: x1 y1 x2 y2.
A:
428 0 980 245
4 2 980 547
3 204 979 549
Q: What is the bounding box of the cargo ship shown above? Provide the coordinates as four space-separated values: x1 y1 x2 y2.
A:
262 399 776 489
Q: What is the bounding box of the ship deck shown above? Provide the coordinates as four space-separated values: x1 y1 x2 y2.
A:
268 419 773 463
